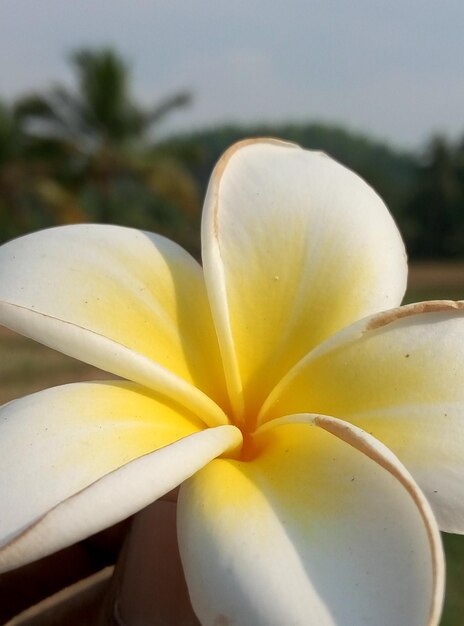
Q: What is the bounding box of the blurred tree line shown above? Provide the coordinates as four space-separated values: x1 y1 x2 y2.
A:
1 46 464 259
0 48 201 253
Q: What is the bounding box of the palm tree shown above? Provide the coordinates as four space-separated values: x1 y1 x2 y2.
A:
15 48 200 231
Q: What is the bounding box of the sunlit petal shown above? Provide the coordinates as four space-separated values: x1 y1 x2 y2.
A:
262 301 464 532
202 139 407 422
0 381 242 572
178 414 442 626
0 224 229 425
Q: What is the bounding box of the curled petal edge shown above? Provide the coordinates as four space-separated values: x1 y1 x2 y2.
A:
257 413 445 626
0 425 242 573
0 301 228 428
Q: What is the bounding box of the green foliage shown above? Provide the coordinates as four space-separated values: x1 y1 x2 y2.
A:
16 48 192 149
6 47 200 252
441 533 464 626
406 137 464 258
167 123 414 199
3 46 464 259
0 101 63 240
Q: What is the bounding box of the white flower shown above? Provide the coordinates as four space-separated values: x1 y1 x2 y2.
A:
1 138 462 625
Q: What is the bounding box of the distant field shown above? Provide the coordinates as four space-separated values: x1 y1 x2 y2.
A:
406 261 464 303
0 326 115 405
0 261 462 625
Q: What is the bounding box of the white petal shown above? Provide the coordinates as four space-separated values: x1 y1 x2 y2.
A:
0 224 228 425
202 139 407 423
0 381 242 572
178 414 443 626
262 301 464 532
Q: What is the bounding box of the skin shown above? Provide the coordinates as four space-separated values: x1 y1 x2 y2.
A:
0 496 200 626
109 498 200 626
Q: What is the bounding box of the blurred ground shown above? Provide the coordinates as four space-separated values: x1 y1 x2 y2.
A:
407 262 464 303
0 328 115 405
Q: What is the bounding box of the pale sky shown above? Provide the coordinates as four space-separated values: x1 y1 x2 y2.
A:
1 1 463 149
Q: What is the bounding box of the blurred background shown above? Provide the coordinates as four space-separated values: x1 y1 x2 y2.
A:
0 1 463 624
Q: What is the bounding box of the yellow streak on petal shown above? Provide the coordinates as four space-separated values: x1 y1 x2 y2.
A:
0 380 206 543
202 140 406 425
49 382 206 473
0 226 229 411
262 304 464 426
180 418 442 626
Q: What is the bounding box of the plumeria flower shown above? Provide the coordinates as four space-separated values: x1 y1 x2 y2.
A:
0 138 463 625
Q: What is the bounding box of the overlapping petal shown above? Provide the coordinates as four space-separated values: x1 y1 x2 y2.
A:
0 380 242 572
0 224 229 425
261 301 464 532
0 138 456 626
202 139 407 422
178 415 442 626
